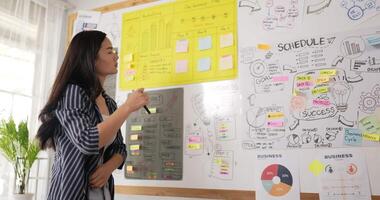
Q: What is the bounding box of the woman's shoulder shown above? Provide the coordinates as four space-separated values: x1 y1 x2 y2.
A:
59 84 91 106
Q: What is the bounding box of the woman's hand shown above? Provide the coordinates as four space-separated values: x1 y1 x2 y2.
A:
123 88 149 112
89 164 113 188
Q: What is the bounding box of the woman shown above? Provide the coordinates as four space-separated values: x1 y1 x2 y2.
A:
36 30 148 200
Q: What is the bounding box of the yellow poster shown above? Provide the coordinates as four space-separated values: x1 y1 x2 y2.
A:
119 0 237 90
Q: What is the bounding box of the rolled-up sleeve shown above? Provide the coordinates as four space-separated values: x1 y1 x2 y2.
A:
55 84 99 155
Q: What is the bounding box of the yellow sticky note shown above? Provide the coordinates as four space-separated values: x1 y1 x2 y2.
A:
257 43 271 50
320 69 336 76
363 133 380 141
131 125 142 131
123 53 133 63
316 76 330 84
130 144 140 150
126 165 134 172
130 134 139 141
148 107 157 113
188 143 201 150
312 87 329 95
296 75 312 81
309 160 324 176
267 112 285 119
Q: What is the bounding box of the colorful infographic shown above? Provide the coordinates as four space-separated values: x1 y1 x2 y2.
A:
119 0 237 90
261 164 293 196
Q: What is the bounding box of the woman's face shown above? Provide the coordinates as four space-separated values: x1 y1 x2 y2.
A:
95 37 118 78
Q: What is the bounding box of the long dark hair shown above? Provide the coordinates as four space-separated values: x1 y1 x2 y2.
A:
36 30 106 150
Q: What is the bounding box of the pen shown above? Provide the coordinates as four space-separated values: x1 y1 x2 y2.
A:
144 105 151 114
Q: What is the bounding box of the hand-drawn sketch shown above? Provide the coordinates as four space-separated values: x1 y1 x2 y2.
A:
359 84 380 114
249 59 288 93
340 0 377 20
306 0 332 14
239 0 261 14
261 0 304 31
210 150 234 180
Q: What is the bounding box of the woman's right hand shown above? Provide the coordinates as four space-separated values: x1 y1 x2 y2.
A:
123 88 149 112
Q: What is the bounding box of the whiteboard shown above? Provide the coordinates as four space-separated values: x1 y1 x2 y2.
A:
96 0 380 195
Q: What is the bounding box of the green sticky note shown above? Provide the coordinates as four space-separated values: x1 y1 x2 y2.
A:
131 125 142 131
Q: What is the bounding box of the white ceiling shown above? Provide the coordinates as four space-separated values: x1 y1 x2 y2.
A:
64 0 125 10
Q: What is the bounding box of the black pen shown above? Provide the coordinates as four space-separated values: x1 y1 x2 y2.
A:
144 105 151 114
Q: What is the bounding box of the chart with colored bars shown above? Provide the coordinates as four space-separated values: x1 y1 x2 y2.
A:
119 0 237 90
261 164 293 196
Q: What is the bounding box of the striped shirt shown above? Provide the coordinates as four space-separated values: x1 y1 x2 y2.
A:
48 84 127 200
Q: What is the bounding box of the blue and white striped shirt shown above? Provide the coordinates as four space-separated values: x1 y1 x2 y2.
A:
48 84 126 200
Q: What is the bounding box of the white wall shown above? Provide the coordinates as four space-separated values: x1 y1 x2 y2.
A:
66 0 127 10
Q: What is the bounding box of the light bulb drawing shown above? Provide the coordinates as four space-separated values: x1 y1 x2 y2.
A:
330 81 353 112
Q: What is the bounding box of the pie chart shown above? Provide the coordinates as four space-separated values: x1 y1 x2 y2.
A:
261 164 293 196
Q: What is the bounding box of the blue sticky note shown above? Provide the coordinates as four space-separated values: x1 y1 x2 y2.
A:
198 57 211 71
198 36 212 50
344 128 362 146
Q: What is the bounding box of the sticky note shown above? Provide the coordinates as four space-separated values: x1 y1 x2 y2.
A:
267 112 284 119
176 39 189 53
312 99 331 106
219 55 233 70
130 144 140 150
175 60 188 73
257 43 271 50
309 160 324 176
267 121 284 127
360 116 380 133
131 125 142 131
344 128 362 145
123 53 133 63
272 76 289 82
189 136 201 143
316 76 330 84
126 165 134 172
363 132 380 141
319 69 336 76
188 143 201 150
220 33 233 48
198 57 211 71
198 36 212 50
296 75 312 81
148 107 157 113
130 134 139 141
126 69 136 76
312 87 329 95
365 35 380 46
126 76 135 81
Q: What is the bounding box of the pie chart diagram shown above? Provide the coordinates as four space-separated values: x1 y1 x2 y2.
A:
261 164 293 196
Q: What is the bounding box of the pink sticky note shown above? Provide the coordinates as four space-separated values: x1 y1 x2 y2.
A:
219 55 233 70
220 33 233 48
272 75 289 82
176 39 188 53
175 60 188 73
267 121 284 127
189 136 201 143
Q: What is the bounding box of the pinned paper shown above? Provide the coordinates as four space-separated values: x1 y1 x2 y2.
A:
176 39 189 53
309 160 324 176
344 128 362 145
257 43 271 50
130 144 140 150
198 36 212 50
363 133 380 141
130 134 139 141
175 60 188 73
131 125 142 131
319 69 336 76
188 143 201 149
219 55 233 70
198 57 211 71
220 33 233 48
